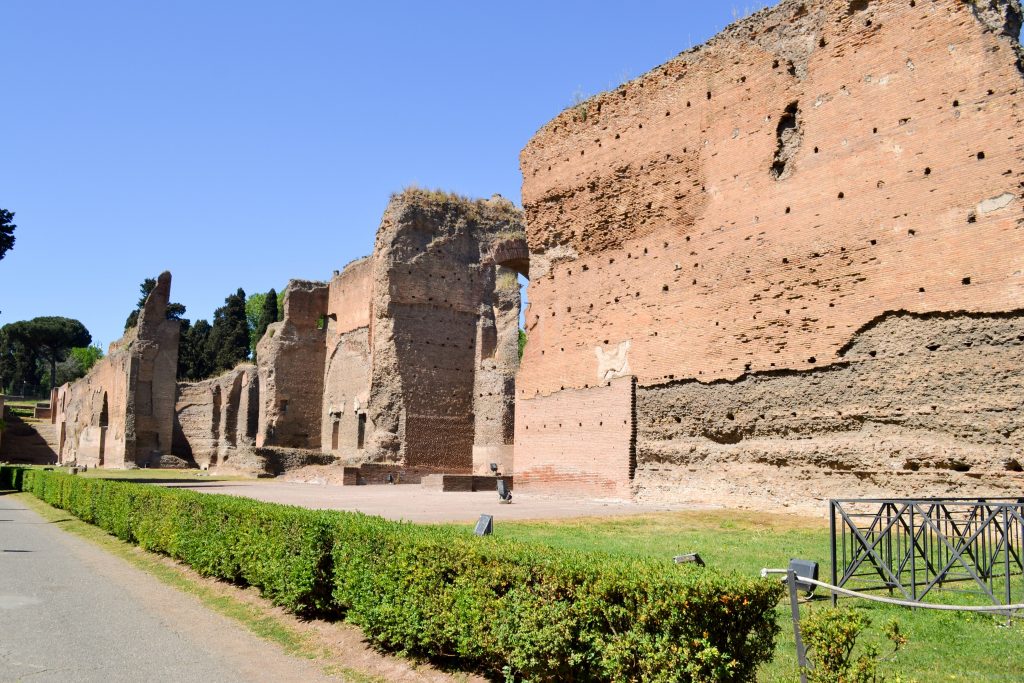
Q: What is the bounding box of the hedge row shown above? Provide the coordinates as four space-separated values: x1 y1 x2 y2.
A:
2 466 784 682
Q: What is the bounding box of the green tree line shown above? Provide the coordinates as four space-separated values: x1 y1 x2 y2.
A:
122 277 282 382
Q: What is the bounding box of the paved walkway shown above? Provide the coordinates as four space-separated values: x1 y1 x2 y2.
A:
0 493 334 683
164 479 702 523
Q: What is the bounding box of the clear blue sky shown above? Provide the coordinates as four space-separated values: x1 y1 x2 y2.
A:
0 1 773 347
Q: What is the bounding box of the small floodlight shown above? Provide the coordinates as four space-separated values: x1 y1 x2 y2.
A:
489 462 499 474
789 558 819 596
497 478 512 504
474 514 494 536
673 553 705 567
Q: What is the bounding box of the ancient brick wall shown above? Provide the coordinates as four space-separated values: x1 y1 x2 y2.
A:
517 0 1024 502
514 376 635 498
367 190 525 472
173 364 257 469
322 258 373 456
471 266 521 474
54 271 180 467
163 193 523 477
256 280 329 449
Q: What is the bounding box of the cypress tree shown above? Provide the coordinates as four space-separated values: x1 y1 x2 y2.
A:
176 319 216 381
209 288 250 373
258 289 278 339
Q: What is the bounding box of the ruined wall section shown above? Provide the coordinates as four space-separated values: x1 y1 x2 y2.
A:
471 265 521 474
514 376 635 497
636 311 1024 510
519 0 1024 394
55 271 180 467
368 190 525 471
256 280 328 449
174 364 258 469
322 258 373 456
517 0 1024 500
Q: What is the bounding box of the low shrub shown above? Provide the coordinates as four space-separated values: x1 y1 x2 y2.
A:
4 466 785 681
802 607 908 683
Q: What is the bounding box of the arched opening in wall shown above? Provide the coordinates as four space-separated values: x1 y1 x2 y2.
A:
225 376 242 448
244 375 259 440
516 273 529 360
492 241 530 364
357 413 367 450
98 392 109 428
211 386 222 466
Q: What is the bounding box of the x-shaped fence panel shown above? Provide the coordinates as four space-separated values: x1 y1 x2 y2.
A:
830 498 1024 607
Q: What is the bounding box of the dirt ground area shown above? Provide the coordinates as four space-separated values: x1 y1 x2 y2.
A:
164 476 706 523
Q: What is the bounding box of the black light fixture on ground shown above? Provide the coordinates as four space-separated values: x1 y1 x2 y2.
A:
673 552 705 567
474 514 493 536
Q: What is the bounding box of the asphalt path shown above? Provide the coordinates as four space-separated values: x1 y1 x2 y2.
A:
0 492 333 683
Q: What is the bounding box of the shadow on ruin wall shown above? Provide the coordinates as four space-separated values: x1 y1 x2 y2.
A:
514 0 1024 506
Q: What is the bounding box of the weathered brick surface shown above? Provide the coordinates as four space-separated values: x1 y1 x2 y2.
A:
190 190 527 477
517 0 1024 502
322 258 373 457
173 364 258 469
256 280 329 449
54 272 180 467
515 376 635 498
367 191 525 472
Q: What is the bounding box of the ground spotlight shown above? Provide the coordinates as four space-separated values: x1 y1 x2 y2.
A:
474 514 494 536
673 553 705 567
789 558 819 596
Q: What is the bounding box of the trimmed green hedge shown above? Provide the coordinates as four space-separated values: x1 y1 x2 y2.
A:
2 466 783 681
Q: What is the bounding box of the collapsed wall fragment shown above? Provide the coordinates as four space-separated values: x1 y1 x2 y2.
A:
516 0 1024 506
54 271 181 467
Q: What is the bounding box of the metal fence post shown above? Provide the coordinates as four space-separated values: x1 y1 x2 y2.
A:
788 569 809 683
830 500 838 607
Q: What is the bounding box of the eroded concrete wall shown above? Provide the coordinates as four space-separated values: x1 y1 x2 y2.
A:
173 364 258 469
516 0 1024 503
55 271 181 467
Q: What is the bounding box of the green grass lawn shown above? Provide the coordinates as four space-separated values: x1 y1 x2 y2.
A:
77 467 252 481
496 511 1024 682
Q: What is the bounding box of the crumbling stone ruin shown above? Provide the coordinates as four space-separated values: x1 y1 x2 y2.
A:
54 272 181 467
515 0 1024 506
173 189 526 478
173 364 258 470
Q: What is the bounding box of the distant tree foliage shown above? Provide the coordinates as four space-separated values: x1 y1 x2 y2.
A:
209 288 250 373
0 326 42 394
177 319 215 381
70 344 105 374
242 287 281 361
0 209 16 262
42 344 105 388
124 277 186 330
518 329 527 360
245 292 267 351
0 317 92 392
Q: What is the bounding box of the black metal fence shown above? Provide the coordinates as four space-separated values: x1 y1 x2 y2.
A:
830 497 1024 607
